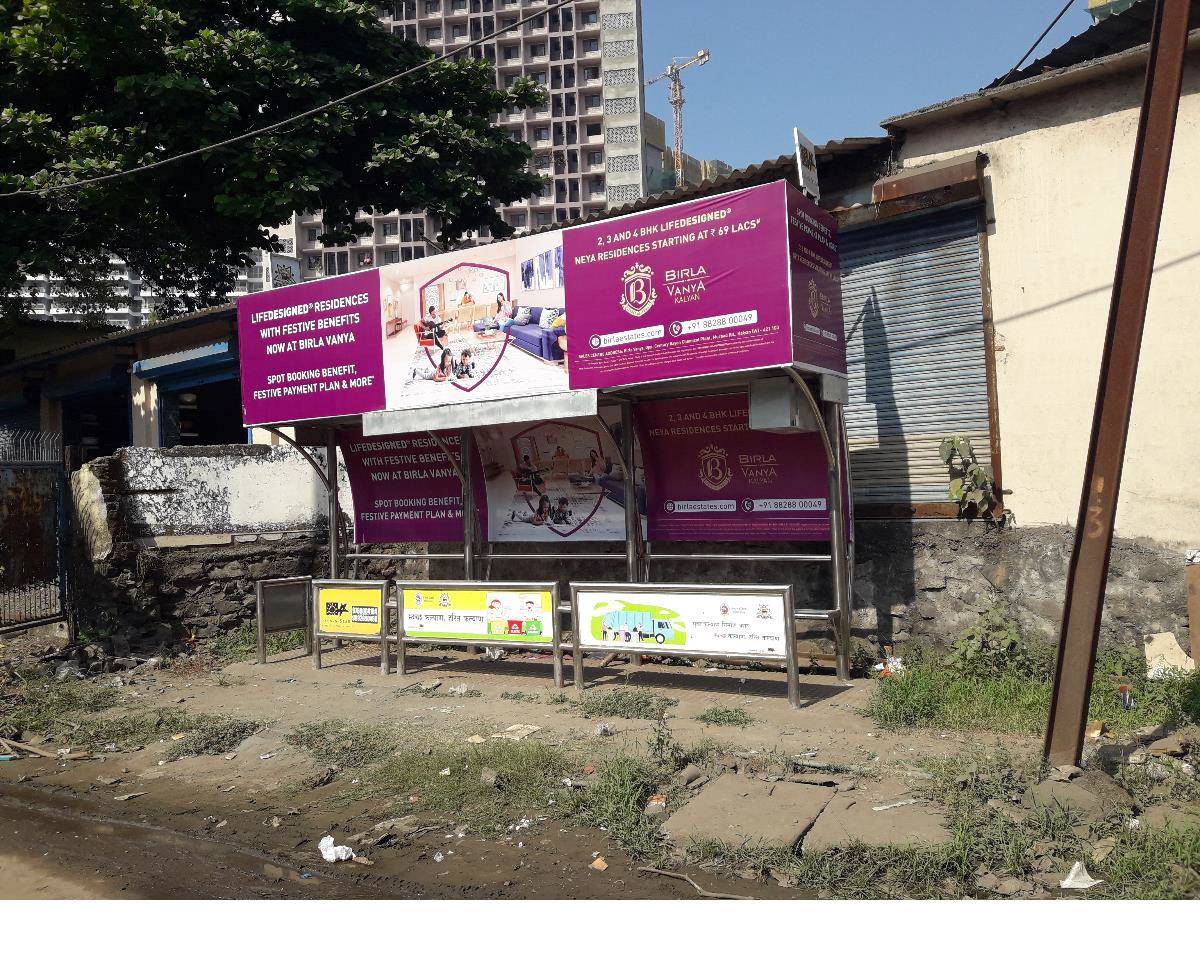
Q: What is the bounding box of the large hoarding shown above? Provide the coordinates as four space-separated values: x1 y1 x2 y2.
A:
237 180 845 428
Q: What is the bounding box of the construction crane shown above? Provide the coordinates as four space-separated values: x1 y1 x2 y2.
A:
647 49 711 188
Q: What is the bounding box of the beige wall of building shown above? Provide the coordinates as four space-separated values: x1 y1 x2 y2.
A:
892 55 1200 548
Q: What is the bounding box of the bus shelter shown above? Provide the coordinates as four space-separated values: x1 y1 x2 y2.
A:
240 178 855 702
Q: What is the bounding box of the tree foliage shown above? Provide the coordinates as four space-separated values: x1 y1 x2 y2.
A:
0 0 546 319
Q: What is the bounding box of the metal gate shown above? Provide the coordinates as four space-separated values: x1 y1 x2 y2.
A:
839 207 993 506
0 429 71 633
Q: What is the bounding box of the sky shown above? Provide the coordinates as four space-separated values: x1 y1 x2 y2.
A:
640 0 1094 167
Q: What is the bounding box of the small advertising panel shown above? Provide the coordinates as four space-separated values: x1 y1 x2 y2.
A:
314 581 386 638
401 585 555 646
236 180 846 429
573 585 791 660
635 392 831 541
338 428 486 543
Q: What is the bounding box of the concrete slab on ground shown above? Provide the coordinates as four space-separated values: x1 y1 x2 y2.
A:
661 773 835 850
802 792 951 853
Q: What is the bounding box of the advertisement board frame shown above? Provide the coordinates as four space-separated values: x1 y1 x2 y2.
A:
255 575 312 665
569 581 802 707
390 579 565 687
310 578 389 673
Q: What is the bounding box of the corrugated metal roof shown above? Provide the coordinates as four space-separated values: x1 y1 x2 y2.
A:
0 302 235 377
985 0 1199 89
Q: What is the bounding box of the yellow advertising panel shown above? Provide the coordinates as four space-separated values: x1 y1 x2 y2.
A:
316 584 384 637
401 587 553 646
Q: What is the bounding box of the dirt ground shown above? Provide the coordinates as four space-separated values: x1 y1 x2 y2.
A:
0 642 1038 899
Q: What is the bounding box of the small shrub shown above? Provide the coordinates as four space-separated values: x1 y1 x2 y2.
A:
694 706 753 728
945 606 1053 682
163 714 260 760
578 688 678 720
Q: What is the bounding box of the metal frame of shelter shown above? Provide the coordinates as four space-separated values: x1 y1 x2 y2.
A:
266 361 854 687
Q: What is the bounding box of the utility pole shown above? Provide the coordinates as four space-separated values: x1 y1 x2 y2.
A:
1044 0 1190 767
647 49 711 188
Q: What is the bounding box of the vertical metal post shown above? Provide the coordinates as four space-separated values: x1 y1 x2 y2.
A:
783 585 800 709
621 401 642 668
380 582 390 676
396 586 408 676
1188 559 1200 669
326 429 339 580
310 584 322 670
255 581 267 664
570 587 585 694
460 430 478 659
824 400 852 682
551 584 564 689
1045 0 1190 767
460 430 476 581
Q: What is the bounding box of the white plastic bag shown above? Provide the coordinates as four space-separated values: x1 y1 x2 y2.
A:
318 834 355 863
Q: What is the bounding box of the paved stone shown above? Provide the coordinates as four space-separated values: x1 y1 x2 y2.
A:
660 773 835 849
1023 771 1136 821
802 793 952 853
1138 803 1200 832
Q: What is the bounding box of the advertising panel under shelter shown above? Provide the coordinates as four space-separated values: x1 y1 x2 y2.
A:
338 428 486 544
236 181 846 428
635 392 833 541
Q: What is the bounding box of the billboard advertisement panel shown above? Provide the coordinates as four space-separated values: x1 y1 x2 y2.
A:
338 428 486 544
236 180 845 428
635 392 832 541
400 585 554 646
474 415 641 542
573 586 790 660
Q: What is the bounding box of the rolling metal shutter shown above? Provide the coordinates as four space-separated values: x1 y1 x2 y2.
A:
839 207 992 505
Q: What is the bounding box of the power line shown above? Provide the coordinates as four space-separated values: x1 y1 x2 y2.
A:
1 0 575 200
992 0 1078 90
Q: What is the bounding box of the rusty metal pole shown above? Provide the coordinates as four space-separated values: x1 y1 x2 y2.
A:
1044 0 1190 767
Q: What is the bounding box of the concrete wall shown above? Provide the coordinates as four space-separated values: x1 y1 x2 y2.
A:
894 55 1200 549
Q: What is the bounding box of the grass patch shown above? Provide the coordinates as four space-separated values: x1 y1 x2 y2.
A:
286 720 404 770
501 691 539 703
867 631 1200 737
162 714 260 761
578 688 678 720
206 623 306 667
694 706 753 728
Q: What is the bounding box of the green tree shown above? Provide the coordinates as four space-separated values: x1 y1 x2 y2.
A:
0 0 546 319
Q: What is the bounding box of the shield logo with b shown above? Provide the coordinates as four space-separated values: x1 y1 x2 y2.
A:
620 263 657 317
697 444 731 492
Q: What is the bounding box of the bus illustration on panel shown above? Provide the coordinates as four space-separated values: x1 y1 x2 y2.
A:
591 600 686 646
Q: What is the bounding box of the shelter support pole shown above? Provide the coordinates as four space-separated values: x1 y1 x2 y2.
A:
460 429 479 658
1045 0 1190 767
326 428 339 580
621 400 643 668
824 400 852 683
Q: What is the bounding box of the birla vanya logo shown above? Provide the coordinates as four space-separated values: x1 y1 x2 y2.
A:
738 452 779 486
620 263 657 317
697 444 731 492
664 266 708 305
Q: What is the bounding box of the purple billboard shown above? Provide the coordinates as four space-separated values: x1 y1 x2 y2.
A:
238 270 386 427
562 180 845 391
635 392 833 542
338 428 486 544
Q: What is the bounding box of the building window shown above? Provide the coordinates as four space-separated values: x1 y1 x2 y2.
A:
382 221 398 237
426 26 442 40
383 249 400 265
424 0 440 12
510 213 528 228
534 127 550 142
586 122 603 138
503 45 518 59
583 66 600 81
534 212 551 227
306 228 319 242
583 10 600 25
530 43 546 57
583 39 600 54
588 150 604 166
